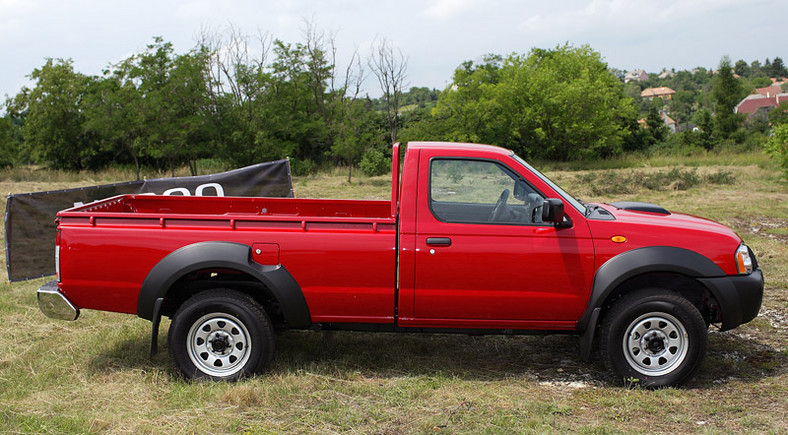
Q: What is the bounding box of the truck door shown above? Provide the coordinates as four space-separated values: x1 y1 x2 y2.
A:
409 153 594 328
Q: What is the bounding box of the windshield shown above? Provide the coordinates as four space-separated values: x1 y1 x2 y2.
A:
511 153 586 214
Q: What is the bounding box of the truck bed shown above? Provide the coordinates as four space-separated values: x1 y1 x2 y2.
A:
56 194 398 321
59 194 395 226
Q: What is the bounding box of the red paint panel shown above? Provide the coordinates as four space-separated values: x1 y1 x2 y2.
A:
252 243 280 265
409 147 595 323
58 219 397 322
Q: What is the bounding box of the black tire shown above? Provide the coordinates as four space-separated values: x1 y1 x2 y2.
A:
168 289 274 381
599 289 707 388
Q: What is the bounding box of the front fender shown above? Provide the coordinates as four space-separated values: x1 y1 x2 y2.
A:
137 241 311 328
577 246 725 331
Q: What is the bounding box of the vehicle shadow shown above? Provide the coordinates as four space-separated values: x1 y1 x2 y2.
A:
690 329 788 388
272 329 787 389
274 331 606 385
87 328 787 388
87 331 173 376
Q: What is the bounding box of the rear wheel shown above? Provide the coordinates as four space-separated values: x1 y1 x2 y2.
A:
168 289 274 381
600 289 707 388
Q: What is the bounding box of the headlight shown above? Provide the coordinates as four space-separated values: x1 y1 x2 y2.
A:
735 244 753 274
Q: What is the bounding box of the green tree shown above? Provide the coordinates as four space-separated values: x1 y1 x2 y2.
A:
0 114 22 166
769 102 788 126
644 100 670 145
166 47 215 175
106 38 215 176
204 24 369 170
112 38 182 174
734 59 750 77
771 57 788 78
331 99 381 182
7 59 95 169
691 108 714 150
82 67 147 178
208 35 278 167
431 55 505 145
711 56 745 142
765 123 788 179
400 87 439 108
431 45 638 160
751 76 773 88
749 60 764 79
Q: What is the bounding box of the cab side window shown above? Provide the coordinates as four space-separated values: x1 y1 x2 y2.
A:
430 159 545 224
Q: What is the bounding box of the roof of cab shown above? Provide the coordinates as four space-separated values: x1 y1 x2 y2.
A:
405 141 513 156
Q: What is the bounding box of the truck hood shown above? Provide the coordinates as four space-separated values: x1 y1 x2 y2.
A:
586 201 744 275
590 201 741 244
588 203 742 252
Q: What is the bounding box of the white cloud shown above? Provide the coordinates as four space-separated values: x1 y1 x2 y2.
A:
276 14 295 29
422 0 478 20
522 0 748 34
176 0 217 20
0 0 38 36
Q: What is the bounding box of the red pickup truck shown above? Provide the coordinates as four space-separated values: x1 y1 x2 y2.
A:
37 142 763 387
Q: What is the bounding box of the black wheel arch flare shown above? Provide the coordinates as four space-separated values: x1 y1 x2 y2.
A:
577 246 729 360
137 241 311 328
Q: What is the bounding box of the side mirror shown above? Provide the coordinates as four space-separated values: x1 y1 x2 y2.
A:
542 198 566 224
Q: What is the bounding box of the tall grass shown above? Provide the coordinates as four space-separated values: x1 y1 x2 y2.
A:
573 167 736 195
0 158 235 184
536 149 772 171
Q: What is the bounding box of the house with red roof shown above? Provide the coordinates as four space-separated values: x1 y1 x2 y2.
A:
641 87 676 101
755 85 784 98
637 111 677 133
735 92 788 117
662 112 677 133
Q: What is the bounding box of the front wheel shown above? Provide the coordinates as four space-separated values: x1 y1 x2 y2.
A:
168 289 274 381
600 289 707 388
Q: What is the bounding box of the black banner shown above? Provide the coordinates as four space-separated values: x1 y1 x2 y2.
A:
5 160 293 281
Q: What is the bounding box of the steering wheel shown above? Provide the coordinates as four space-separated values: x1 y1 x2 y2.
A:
489 189 510 221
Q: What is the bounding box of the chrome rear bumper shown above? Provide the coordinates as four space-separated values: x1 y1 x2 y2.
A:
37 280 80 321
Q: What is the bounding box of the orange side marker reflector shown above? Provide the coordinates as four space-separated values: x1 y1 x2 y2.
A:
611 235 627 243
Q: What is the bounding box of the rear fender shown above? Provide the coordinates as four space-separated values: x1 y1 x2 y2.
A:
137 241 310 328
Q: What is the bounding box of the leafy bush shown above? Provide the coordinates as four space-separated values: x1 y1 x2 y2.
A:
649 167 701 190
765 124 788 179
704 170 736 185
658 131 709 156
359 148 389 176
578 168 736 195
289 158 318 176
446 164 464 183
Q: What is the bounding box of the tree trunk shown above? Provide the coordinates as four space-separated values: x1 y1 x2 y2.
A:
133 154 141 181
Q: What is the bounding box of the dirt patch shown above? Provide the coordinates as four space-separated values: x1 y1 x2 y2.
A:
760 308 788 335
729 217 788 244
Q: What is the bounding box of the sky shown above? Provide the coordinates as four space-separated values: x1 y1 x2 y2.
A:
1 0 786 103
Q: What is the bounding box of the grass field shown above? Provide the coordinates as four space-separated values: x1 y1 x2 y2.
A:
1 153 787 434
